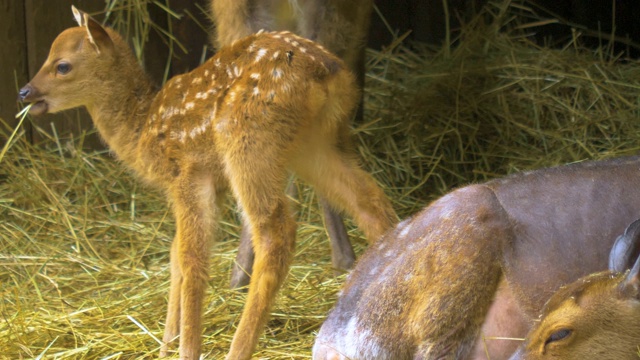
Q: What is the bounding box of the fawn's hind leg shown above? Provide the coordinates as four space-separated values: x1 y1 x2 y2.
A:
222 155 296 360
292 144 397 244
230 190 354 289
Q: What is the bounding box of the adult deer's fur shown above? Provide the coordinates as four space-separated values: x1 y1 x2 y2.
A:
314 156 640 360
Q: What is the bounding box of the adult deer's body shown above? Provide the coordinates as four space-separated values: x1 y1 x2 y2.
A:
19 7 396 359
313 156 640 360
510 219 640 360
211 0 374 287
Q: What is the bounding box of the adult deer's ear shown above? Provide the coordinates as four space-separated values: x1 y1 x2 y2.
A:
610 219 640 299
609 219 640 273
71 5 114 54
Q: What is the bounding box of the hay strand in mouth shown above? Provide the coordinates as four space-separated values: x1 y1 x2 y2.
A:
0 103 33 164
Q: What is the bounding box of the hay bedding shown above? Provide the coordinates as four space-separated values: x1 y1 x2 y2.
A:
2 2 640 359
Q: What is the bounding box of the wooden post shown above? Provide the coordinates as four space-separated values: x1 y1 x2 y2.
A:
0 0 28 143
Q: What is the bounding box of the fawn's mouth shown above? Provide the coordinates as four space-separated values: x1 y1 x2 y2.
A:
28 101 48 116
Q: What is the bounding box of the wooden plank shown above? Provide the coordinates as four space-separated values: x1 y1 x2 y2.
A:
168 0 211 75
0 0 28 143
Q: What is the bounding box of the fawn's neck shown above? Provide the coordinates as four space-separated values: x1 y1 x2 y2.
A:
86 61 157 168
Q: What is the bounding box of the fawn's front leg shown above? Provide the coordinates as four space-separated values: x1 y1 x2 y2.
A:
161 173 218 359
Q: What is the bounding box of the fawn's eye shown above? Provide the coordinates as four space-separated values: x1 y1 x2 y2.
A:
56 62 71 75
545 329 572 346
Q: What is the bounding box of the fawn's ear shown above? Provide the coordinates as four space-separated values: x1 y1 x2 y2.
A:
71 5 113 54
609 219 640 273
71 5 84 26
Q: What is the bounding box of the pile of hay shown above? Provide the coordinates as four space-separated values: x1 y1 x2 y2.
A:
2 1 640 358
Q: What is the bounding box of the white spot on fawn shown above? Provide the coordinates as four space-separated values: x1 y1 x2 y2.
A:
272 68 283 80
255 48 268 62
250 73 260 80
272 50 280 59
192 77 203 85
185 102 195 110
253 87 260 96
233 65 242 77
161 106 177 120
170 130 187 143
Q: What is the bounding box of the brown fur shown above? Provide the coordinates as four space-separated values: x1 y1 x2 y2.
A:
19 7 396 360
313 156 640 360
210 0 374 287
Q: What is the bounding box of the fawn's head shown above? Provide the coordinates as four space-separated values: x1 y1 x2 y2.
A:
511 219 640 360
19 6 134 116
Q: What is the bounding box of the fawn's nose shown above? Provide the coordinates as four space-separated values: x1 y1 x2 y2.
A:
18 85 33 101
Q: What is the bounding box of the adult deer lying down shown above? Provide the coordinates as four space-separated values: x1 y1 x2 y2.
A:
509 219 640 360
18 7 396 359
211 0 374 288
313 156 640 360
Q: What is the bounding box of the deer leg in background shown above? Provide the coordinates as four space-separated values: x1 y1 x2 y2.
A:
229 220 255 289
320 197 356 272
